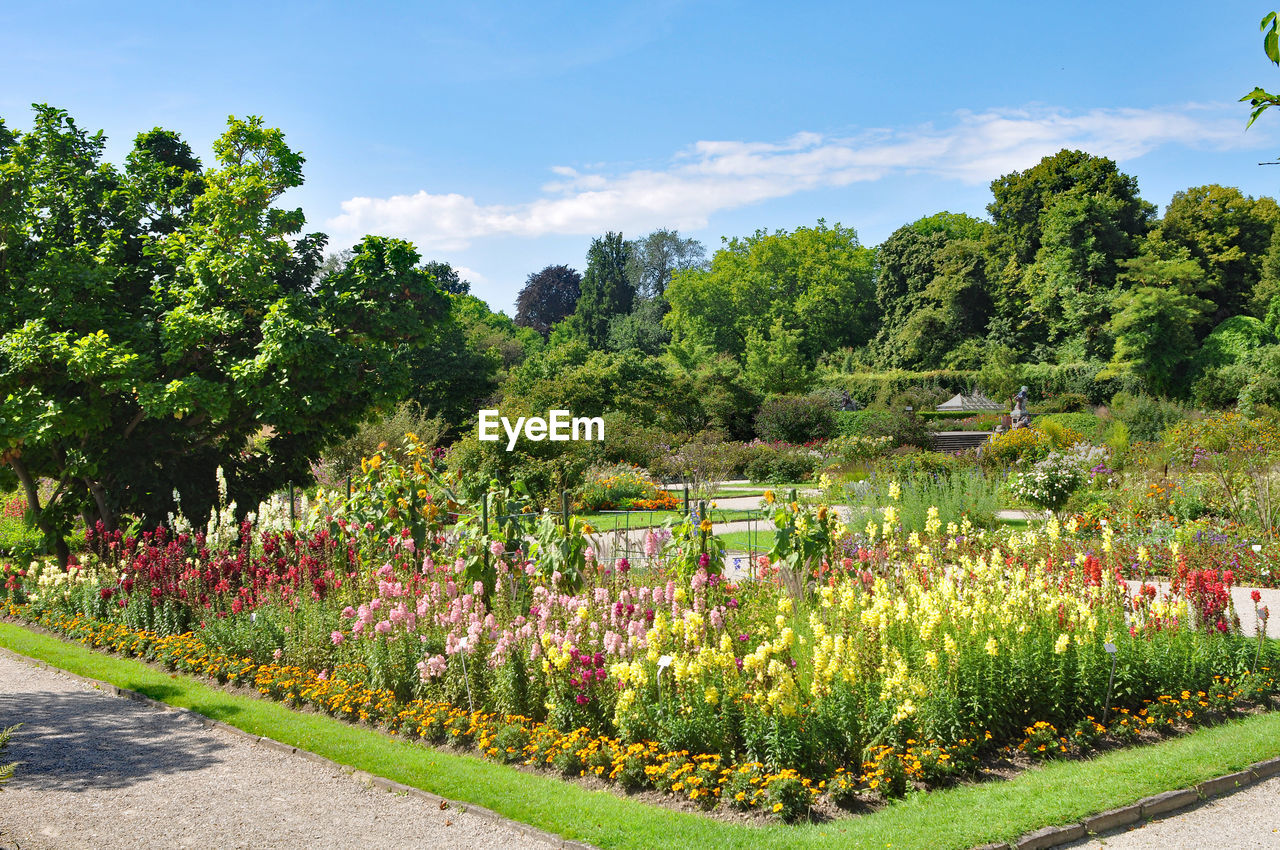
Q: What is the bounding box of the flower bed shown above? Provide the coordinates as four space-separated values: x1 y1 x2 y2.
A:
6 487 1280 822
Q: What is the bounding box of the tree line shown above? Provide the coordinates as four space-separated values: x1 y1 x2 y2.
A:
5 104 1280 559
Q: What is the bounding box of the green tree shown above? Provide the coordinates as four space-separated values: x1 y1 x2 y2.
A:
1022 190 1141 359
574 232 634 349
409 293 540 433
664 221 874 361
0 108 447 559
626 228 707 298
606 297 670 355
988 149 1153 266
1102 286 1211 396
873 212 993 368
422 260 470 295
1155 185 1278 322
743 318 812 395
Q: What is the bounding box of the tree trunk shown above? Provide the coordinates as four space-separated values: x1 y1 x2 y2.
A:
9 457 70 566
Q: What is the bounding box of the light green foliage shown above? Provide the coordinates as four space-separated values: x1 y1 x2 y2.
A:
1242 11 1280 127
0 723 19 789
743 319 812 395
1197 315 1276 369
1103 287 1212 396
664 221 874 362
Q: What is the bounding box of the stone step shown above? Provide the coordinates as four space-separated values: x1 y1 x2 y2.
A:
930 430 992 452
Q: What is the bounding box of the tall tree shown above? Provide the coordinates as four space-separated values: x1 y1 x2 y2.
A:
574 232 634 350
664 221 875 361
514 264 581 337
626 228 707 299
0 108 448 559
1155 185 1278 322
1102 286 1212 396
872 212 993 369
988 150 1153 266
422 259 470 295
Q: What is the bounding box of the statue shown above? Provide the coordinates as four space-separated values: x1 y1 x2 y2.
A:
1011 386 1031 429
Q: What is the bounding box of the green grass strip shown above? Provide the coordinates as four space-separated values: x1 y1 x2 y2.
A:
3 619 1278 850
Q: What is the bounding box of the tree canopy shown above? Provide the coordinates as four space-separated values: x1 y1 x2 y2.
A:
0 107 448 558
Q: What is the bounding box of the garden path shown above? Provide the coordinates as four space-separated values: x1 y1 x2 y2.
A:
1065 773 1280 849
1123 580 1280 639
0 653 549 850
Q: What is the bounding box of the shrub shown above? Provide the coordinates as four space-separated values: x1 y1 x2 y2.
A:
1037 392 1091 414
599 414 679 471
823 435 894 466
834 409 896 437
1035 419 1087 450
754 395 837 444
1110 392 1188 442
1010 452 1085 513
657 433 752 496
1036 413 1102 441
743 444 820 483
838 409 932 450
319 401 447 482
985 428 1050 467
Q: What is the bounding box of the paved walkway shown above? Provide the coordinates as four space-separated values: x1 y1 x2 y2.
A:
0 653 546 850
1066 774 1280 849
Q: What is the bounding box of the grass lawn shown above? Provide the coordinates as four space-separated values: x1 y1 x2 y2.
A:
577 508 757 533
4 619 1278 850
717 530 776 553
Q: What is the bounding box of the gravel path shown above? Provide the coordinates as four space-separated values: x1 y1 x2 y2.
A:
1066 774 1280 849
0 653 547 850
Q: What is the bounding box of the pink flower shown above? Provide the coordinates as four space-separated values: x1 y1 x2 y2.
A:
272 648 283 661
644 532 660 558
330 630 345 645
375 620 392 634
490 540 505 558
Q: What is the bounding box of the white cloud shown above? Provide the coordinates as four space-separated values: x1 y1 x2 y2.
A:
328 104 1260 250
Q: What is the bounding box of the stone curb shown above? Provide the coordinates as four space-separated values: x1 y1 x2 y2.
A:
978 753 1280 850
0 645 596 850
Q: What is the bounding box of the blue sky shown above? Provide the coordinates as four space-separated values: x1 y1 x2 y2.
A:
5 1 1280 312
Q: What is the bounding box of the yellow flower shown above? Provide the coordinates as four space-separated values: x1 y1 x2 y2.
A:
985 636 999 657
764 490 776 504
699 519 713 533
